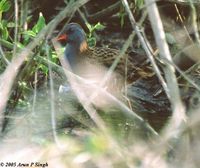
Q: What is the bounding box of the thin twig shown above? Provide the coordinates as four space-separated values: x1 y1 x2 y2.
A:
45 42 61 148
144 0 186 147
189 0 200 44
13 0 19 57
122 0 170 100
32 70 37 115
161 57 200 92
0 45 10 65
86 1 121 23
174 4 193 43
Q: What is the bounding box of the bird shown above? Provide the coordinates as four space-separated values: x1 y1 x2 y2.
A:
56 23 151 95
56 23 167 132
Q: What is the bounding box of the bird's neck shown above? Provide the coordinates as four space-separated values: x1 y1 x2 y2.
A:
64 44 78 69
64 40 88 68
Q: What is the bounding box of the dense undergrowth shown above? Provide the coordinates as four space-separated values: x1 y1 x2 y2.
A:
0 0 200 167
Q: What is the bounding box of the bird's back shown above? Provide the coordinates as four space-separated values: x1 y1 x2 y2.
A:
81 46 145 83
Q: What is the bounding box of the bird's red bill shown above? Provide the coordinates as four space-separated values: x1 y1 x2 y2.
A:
57 34 67 41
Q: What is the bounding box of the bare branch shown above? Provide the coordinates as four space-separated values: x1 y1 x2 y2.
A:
144 0 186 140
122 0 170 100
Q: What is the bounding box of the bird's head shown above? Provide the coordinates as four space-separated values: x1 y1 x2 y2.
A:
57 23 88 52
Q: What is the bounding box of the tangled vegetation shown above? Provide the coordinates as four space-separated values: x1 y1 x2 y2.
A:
0 0 200 167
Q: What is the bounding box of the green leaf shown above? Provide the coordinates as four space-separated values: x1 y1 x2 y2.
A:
135 0 144 9
32 12 46 34
86 22 105 37
50 51 59 63
86 22 105 46
15 42 25 49
0 21 3 29
39 64 48 75
23 30 36 37
22 30 36 44
84 134 108 154
119 13 125 27
87 37 96 47
7 21 15 27
86 22 92 32
0 0 11 12
93 22 105 31
2 27 8 39
0 38 13 48
0 20 8 40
